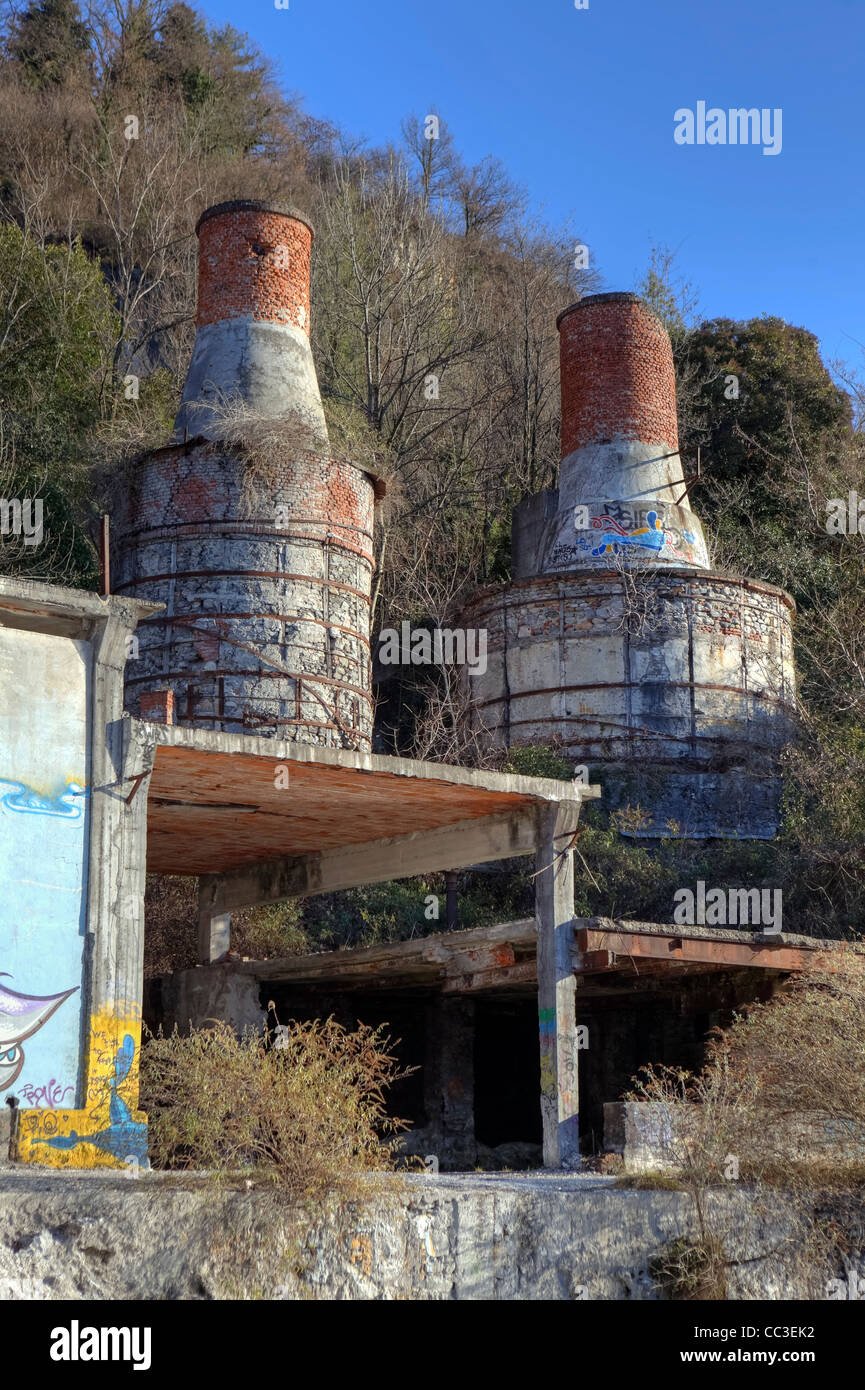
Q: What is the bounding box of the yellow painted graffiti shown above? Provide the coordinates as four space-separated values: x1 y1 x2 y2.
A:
16 1004 147 1170
539 1051 557 1099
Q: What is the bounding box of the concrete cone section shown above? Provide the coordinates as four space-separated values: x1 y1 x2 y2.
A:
540 293 708 573
175 201 329 450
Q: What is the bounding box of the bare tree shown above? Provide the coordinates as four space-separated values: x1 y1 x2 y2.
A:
449 153 526 238
400 109 457 208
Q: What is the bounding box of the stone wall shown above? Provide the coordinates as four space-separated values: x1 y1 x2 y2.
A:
0 1168 856 1301
461 568 796 837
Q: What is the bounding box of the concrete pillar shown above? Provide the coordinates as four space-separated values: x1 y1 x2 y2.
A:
424 997 476 1170
198 880 231 964
535 803 580 1168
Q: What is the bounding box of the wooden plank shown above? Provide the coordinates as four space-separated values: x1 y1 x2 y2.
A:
244 918 537 985
442 961 536 994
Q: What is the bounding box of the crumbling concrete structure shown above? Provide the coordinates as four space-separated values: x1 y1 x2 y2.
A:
462 292 797 837
0 578 600 1171
114 200 381 748
141 722 598 1168
149 914 820 1171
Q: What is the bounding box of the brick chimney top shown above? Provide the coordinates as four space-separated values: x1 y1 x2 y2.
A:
194 200 315 336
557 292 679 459
174 198 328 444
195 199 315 237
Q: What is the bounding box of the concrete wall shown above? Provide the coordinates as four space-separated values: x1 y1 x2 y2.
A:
605 1101 865 1175
154 965 265 1038
0 625 91 1108
0 580 155 1168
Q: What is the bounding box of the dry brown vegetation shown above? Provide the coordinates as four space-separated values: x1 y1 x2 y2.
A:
141 1015 410 1199
629 945 865 1297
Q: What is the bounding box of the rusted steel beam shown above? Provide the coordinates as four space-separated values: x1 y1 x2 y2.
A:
123 770 150 806
575 927 812 973
473 679 794 714
462 569 796 612
113 568 373 601
580 949 615 972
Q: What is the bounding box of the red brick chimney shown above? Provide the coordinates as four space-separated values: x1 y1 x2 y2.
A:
550 291 708 570
557 292 679 459
195 201 313 333
174 199 328 448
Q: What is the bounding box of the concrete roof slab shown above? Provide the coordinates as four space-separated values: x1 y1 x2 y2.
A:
142 721 599 875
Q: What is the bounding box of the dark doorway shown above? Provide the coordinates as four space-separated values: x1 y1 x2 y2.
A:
473 997 542 1148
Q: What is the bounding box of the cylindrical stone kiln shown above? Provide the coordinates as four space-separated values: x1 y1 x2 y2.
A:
115 200 379 747
463 293 797 838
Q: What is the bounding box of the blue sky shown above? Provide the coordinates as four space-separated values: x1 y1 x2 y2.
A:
202 0 863 378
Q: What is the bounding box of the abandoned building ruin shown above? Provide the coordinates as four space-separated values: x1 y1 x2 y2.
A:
462 291 798 840
0 200 815 1175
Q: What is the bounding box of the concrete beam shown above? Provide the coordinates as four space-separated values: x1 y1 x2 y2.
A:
199 809 541 922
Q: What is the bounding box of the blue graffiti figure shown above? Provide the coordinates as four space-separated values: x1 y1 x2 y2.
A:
35 1033 148 1165
591 510 668 558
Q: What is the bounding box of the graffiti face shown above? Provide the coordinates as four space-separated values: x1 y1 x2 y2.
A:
0 1043 24 1089
0 978 78 1094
